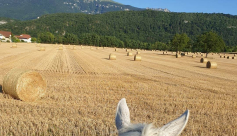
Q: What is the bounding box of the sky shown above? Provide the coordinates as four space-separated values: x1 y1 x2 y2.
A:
115 0 237 15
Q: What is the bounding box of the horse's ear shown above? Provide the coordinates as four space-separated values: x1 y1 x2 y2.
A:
115 98 130 130
159 110 190 136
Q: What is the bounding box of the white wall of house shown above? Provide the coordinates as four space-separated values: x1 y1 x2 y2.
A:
20 38 31 43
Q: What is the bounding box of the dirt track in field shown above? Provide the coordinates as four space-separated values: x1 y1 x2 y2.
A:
0 43 236 135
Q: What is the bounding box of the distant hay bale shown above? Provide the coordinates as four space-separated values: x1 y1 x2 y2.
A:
220 55 223 58
3 69 46 102
11 43 17 48
201 54 204 56
234 54 236 56
206 61 217 69
58 45 63 50
181 53 186 56
200 58 208 63
39 46 45 51
136 51 140 55
109 54 116 60
127 52 133 56
115 48 118 51
72 45 76 50
176 54 181 58
192 55 196 58
227 56 230 59
134 55 141 61
232 57 236 59
224 56 226 58
126 49 128 52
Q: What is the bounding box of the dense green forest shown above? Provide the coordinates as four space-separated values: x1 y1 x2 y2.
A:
0 10 237 51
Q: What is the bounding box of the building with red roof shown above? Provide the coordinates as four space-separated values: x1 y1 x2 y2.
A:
0 31 12 42
15 34 31 43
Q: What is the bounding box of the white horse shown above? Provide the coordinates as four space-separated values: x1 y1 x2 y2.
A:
115 98 189 136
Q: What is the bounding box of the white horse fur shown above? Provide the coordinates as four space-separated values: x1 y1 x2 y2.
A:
115 98 189 136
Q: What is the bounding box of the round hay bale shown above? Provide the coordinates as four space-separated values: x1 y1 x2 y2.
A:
134 55 141 61
163 52 165 54
109 54 116 60
176 54 181 58
234 54 236 56
224 56 226 58
126 49 128 52
127 52 133 56
192 55 196 58
115 48 118 51
136 51 140 55
11 43 17 48
227 56 230 59
39 46 45 51
220 55 223 58
200 58 208 63
206 61 217 69
232 57 236 59
3 69 46 102
181 52 186 56
58 46 63 50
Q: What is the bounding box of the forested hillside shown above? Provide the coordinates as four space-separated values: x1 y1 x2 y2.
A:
0 10 237 47
0 0 142 20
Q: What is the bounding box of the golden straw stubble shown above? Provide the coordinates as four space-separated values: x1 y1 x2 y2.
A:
3 69 46 102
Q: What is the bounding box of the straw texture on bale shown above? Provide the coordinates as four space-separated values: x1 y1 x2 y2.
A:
127 52 133 56
3 69 46 102
176 54 181 58
192 55 196 58
232 57 236 59
206 61 217 69
134 55 141 61
220 56 223 58
200 58 208 63
109 54 116 60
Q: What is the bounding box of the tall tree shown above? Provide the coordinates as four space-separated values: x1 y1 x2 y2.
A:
194 31 225 57
171 33 190 53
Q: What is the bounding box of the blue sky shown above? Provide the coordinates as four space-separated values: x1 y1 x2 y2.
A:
115 0 237 15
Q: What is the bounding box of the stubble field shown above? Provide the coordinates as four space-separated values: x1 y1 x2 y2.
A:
0 43 236 136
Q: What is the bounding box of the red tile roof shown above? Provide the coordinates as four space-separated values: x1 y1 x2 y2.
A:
0 31 12 38
15 34 31 39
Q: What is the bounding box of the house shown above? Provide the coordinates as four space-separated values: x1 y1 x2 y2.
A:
15 34 31 43
0 31 12 42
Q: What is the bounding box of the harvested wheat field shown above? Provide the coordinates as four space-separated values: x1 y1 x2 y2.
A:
0 43 236 136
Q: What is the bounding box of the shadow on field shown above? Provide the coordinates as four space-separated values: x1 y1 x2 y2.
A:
194 66 206 69
0 84 3 93
103 58 109 60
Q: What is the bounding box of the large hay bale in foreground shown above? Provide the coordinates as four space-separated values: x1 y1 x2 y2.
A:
3 69 46 102
109 54 116 60
134 55 141 61
206 61 217 69
127 52 133 56
200 58 208 63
